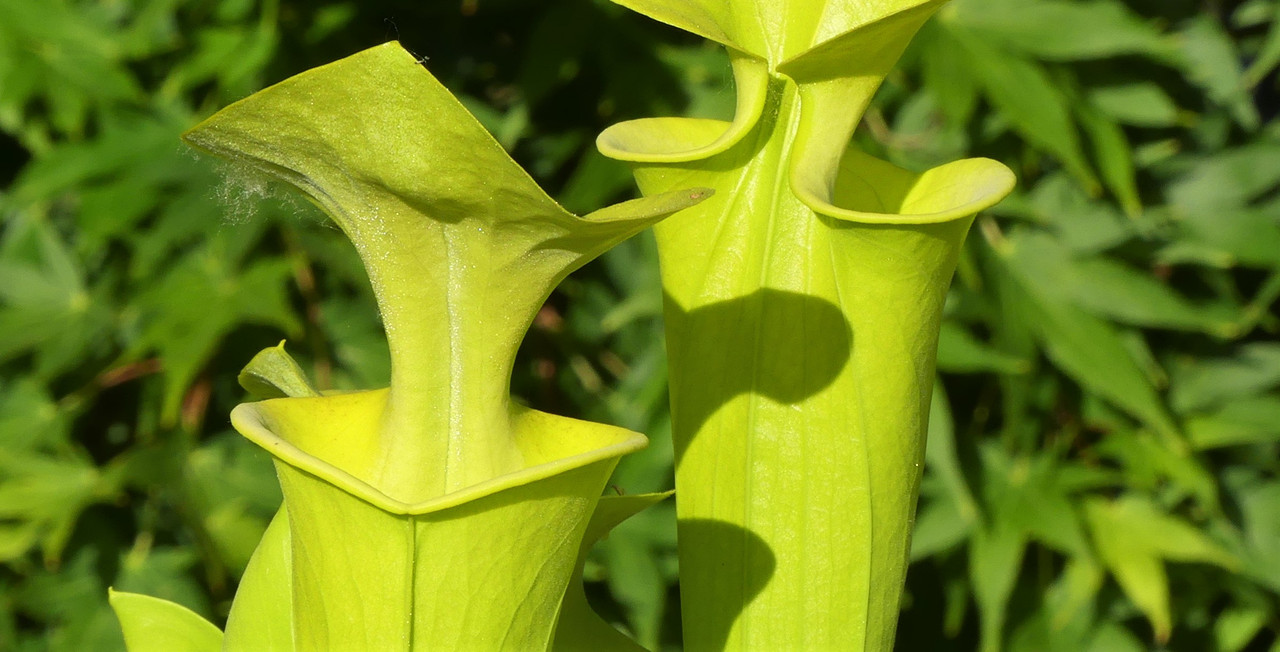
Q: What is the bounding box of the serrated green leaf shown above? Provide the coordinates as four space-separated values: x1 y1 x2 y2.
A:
1185 396 1280 450
976 445 1092 558
1168 343 1280 414
1228 477 1280 592
1094 430 1219 511
1166 142 1280 214
1172 204 1280 269
0 0 143 142
970 523 1025 652
910 482 973 561
1087 82 1182 128
0 216 113 378
183 433 281 573
950 27 1096 191
999 232 1182 445
937 321 1030 374
113 548 211 623
946 0 1173 62
1243 3 1280 86
1084 495 1237 642
1026 244 1235 336
1086 623 1147 652
0 378 68 451
1178 15 1259 129
916 21 980 126
0 453 105 562
1025 174 1134 254
925 384 979 527
1214 604 1269 652
133 250 300 425
1046 556 1105 633
1076 100 1141 217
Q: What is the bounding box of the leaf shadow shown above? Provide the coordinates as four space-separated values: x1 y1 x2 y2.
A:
663 287 853 465
676 519 776 651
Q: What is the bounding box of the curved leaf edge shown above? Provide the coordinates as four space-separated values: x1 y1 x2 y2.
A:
552 491 675 652
597 1 1015 226
232 396 649 515
108 588 224 652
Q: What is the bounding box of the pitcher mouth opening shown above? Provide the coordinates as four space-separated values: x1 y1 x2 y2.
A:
795 148 1017 226
231 390 647 514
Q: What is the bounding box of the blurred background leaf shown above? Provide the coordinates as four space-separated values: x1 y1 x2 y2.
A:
0 1 1276 650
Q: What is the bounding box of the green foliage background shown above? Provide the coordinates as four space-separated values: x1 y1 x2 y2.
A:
1 0 1278 650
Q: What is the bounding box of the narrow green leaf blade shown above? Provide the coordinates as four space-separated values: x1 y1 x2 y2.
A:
222 507 293 651
553 492 672 652
108 589 223 652
237 341 320 400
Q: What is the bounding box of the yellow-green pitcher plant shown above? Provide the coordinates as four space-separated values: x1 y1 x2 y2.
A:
597 0 1015 649
109 42 707 651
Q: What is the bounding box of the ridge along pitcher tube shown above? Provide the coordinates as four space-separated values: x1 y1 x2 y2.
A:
597 2 1015 650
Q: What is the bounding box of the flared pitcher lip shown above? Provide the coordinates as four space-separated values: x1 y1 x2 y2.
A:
608 0 946 68
596 0 1015 227
797 157 1018 226
230 396 648 516
182 41 710 235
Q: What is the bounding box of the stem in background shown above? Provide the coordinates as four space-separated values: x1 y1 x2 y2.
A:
280 225 332 389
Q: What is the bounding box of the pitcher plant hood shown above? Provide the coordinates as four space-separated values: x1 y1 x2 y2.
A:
108 42 708 651
597 1 1014 650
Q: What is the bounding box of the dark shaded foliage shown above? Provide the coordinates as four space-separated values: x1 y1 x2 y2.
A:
1 1 1277 650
